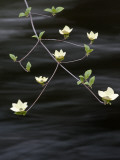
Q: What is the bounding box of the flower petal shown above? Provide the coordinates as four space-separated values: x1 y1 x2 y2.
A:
98 90 106 98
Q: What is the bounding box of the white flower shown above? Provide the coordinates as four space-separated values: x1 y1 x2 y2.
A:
98 87 119 101
59 25 73 35
53 49 66 61
35 76 48 84
10 99 28 112
87 31 98 41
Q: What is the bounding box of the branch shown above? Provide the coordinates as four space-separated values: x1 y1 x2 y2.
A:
18 40 39 62
26 63 59 112
24 0 38 37
19 62 28 72
24 0 104 105
42 39 84 48
61 55 87 64
32 13 52 18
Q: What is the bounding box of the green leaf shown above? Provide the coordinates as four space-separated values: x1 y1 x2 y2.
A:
32 35 38 39
84 44 94 56
26 62 32 72
56 7 64 13
15 111 27 116
52 6 56 12
89 76 95 88
84 69 92 80
9 54 17 62
79 75 84 82
39 31 45 40
25 7 32 17
19 12 25 17
44 8 52 13
77 81 81 85
25 7 32 14
84 81 89 86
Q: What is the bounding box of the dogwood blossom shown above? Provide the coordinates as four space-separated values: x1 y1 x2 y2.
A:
35 76 48 85
53 49 66 61
87 31 98 41
59 26 73 39
10 99 28 112
98 87 119 104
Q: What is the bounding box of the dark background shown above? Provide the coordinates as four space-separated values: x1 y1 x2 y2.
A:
0 0 120 160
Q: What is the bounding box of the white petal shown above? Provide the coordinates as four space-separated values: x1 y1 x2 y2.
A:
87 33 90 37
95 32 98 39
10 107 19 112
90 31 94 36
64 25 69 31
59 30 63 35
98 90 106 98
110 94 119 100
105 87 114 95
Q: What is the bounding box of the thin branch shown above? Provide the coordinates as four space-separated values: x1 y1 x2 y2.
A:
32 13 52 18
18 40 39 62
42 39 84 48
61 55 87 64
19 62 28 72
24 0 38 37
26 63 59 112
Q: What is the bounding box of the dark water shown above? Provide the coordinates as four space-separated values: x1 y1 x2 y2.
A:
0 0 120 159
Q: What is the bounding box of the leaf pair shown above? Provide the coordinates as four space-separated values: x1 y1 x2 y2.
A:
77 69 95 88
44 6 64 16
19 7 32 18
9 54 31 72
32 31 45 40
84 44 94 56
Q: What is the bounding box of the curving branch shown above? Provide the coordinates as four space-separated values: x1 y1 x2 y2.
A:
18 40 39 63
32 13 52 18
26 63 59 112
61 55 87 64
42 39 84 48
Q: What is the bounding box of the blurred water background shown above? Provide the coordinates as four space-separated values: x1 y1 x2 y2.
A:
0 0 120 159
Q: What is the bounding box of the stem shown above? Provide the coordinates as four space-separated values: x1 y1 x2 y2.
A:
32 13 51 18
26 63 59 112
19 62 28 72
19 40 39 62
42 39 84 48
24 0 38 37
61 55 87 64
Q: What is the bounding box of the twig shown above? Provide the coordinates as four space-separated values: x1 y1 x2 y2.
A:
32 13 52 18
24 0 38 37
18 40 39 62
42 39 84 48
61 55 87 64
26 63 59 112
19 62 28 72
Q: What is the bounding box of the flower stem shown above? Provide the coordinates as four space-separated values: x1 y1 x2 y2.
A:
26 63 59 112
